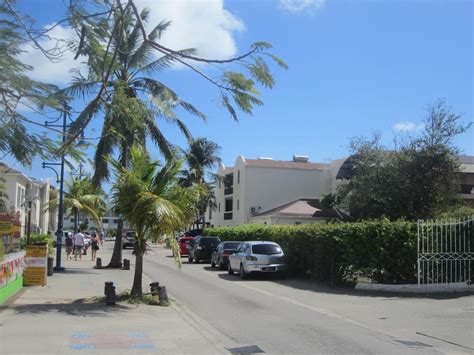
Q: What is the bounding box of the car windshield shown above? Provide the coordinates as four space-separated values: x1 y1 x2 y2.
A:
200 238 220 246
223 242 240 249
252 244 282 255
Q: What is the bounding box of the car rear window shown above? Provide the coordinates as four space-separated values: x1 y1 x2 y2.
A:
252 244 282 255
200 238 220 246
223 242 240 249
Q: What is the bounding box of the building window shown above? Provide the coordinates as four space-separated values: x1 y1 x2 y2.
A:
218 203 221 212
102 218 109 223
237 199 239 210
225 199 233 212
16 185 25 209
237 170 240 184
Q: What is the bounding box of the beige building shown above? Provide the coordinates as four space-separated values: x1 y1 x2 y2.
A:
207 154 474 227
208 155 346 227
0 163 54 235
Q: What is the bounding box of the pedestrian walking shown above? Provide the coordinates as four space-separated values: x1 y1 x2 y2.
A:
91 233 99 261
73 230 85 261
98 231 104 247
65 232 73 260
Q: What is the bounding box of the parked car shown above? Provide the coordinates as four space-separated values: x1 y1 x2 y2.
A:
188 236 221 263
178 236 195 256
122 231 136 249
228 241 287 279
177 229 203 241
211 241 241 269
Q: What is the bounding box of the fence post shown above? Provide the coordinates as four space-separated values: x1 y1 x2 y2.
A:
417 220 421 286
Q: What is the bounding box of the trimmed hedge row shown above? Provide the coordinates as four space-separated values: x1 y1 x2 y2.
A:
203 219 417 285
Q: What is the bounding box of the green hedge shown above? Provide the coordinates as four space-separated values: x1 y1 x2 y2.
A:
204 219 417 285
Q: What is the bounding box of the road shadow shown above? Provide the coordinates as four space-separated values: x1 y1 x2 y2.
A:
218 272 282 282
2 298 132 317
202 266 223 272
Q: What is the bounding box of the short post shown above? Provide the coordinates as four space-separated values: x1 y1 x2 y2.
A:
158 285 168 304
123 259 130 270
95 257 102 269
149 282 160 303
104 281 116 306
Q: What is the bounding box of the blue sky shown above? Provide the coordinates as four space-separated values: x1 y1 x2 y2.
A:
8 0 473 183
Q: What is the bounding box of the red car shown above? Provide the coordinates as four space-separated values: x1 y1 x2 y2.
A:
178 236 195 256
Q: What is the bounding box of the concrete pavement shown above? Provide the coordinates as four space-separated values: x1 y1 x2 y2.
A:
0 243 232 354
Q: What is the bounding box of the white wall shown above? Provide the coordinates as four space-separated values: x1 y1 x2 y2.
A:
243 166 327 223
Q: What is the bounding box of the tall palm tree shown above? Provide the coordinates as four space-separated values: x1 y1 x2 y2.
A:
60 7 204 267
111 147 196 298
180 138 221 228
46 178 105 233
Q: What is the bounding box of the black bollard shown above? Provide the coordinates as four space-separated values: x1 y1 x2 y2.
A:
95 257 102 269
104 281 116 306
149 282 160 303
123 259 130 270
158 285 168 304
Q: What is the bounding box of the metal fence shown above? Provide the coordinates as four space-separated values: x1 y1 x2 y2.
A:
417 217 474 285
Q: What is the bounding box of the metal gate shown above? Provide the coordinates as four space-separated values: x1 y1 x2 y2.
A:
417 217 474 285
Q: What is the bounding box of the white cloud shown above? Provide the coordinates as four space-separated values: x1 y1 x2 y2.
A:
18 1 244 85
279 0 326 14
392 121 425 133
19 24 86 85
138 0 244 59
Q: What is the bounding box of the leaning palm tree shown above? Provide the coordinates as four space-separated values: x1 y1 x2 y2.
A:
0 176 8 212
46 178 105 233
111 147 196 298
59 7 204 267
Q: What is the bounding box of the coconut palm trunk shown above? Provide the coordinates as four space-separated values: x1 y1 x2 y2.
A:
107 219 123 268
130 232 146 298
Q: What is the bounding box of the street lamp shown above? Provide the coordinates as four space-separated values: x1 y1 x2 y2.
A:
42 104 85 272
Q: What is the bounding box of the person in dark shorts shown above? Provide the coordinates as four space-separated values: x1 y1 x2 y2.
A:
91 233 99 261
65 232 73 260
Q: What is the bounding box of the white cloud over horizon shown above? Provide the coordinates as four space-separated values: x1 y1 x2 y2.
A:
392 121 425 133
19 0 245 85
279 0 326 14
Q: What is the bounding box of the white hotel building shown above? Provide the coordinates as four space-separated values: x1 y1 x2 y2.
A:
207 155 346 227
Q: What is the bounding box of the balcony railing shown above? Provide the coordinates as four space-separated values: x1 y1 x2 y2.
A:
224 212 233 220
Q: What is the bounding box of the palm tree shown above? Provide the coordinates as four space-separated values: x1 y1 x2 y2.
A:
46 178 105 233
180 138 221 228
60 7 204 267
111 147 196 298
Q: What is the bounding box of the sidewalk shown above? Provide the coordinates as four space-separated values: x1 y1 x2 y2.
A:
0 244 230 354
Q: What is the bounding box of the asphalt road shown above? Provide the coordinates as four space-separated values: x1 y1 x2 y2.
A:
129 245 473 354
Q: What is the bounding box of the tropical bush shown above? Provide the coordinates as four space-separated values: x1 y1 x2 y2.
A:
204 219 417 285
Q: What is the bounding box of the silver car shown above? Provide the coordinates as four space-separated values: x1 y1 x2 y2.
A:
228 241 287 279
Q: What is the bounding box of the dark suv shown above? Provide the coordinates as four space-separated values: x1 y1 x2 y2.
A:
188 236 221 263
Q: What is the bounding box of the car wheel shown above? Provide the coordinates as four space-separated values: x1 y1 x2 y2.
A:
188 255 193 263
279 271 287 280
211 259 216 268
240 264 248 279
228 262 234 275
219 260 225 270
194 256 200 264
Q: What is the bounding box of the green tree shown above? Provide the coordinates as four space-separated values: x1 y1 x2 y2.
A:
337 100 471 220
0 1 63 165
46 178 105 232
62 1 285 268
180 138 222 229
111 146 196 298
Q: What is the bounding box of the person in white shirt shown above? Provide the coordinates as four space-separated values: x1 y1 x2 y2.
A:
73 230 85 261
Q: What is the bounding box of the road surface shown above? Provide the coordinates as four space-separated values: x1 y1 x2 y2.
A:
129 245 473 354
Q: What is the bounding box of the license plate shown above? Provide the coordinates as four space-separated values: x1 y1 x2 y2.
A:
262 267 276 272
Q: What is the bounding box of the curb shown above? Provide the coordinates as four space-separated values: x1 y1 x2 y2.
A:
355 282 474 293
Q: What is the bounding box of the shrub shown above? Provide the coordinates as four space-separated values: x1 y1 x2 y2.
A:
204 219 417 285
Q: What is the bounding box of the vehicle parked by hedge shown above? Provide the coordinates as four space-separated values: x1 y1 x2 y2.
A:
211 241 240 269
188 236 220 263
203 219 418 285
228 241 287 279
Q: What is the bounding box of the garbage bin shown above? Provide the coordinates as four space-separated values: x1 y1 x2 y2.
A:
47 256 54 276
